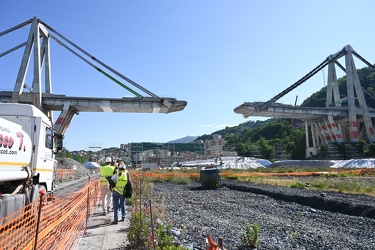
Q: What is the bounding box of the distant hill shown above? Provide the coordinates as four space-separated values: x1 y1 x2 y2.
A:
167 136 198 143
195 118 276 141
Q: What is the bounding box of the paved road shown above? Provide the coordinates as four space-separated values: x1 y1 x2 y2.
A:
76 205 130 250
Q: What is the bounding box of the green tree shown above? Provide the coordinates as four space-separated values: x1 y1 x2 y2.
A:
365 143 375 157
257 138 274 160
235 142 248 157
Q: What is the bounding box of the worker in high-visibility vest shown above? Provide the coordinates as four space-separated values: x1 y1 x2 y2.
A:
110 163 129 224
100 157 115 215
113 161 120 175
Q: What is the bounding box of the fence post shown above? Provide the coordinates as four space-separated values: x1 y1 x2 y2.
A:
218 237 224 248
34 189 46 250
139 174 142 227
149 200 155 250
85 176 91 235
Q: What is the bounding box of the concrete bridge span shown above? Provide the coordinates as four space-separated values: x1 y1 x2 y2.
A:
234 45 375 158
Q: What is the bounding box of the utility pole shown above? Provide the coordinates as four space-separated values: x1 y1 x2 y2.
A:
89 143 102 162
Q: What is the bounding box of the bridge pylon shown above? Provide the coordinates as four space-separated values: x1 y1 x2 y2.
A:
234 45 375 158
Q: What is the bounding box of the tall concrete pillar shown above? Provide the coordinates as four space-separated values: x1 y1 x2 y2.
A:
313 122 323 148
345 46 359 142
311 123 317 149
326 61 341 107
327 115 343 143
350 56 375 142
305 121 310 148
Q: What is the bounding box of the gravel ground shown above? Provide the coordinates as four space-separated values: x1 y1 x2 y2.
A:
152 180 375 250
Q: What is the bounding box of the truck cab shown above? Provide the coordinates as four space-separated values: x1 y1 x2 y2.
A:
0 103 62 218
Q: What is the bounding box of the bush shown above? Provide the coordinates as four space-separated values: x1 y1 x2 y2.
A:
155 223 188 250
312 180 328 189
127 211 151 250
126 197 134 205
224 175 239 180
167 176 190 185
240 221 260 249
290 182 306 189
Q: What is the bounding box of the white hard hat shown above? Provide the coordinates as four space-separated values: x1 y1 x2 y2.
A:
105 157 112 163
119 163 126 170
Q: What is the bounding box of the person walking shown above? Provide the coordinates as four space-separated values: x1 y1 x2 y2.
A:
100 157 115 215
113 160 120 175
110 163 129 224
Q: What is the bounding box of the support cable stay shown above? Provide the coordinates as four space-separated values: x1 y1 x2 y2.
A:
40 20 162 101
50 35 143 98
258 47 347 111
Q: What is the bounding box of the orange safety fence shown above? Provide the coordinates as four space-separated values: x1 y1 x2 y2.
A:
140 171 200 179
0 177 101 250
55 169 78 183
137 168 375 179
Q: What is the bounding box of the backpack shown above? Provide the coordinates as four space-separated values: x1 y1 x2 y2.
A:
105 176 116 188
123 173 132 198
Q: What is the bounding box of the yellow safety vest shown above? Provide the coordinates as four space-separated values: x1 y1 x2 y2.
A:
113 173 128 195
100 164 115 186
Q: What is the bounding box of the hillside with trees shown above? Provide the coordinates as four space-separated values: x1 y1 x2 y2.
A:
197 118 306 160
301 66 375 107
197 66 375 161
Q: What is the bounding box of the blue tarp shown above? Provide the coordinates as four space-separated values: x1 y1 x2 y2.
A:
82 162 101 169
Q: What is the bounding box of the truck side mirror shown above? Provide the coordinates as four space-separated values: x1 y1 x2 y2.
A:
56 139 63 152
54 134 64 152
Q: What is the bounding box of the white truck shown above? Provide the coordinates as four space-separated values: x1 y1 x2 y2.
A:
0 103 63 218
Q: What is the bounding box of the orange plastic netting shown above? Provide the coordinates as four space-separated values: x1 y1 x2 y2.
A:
0 178 100 250
55 169 78 182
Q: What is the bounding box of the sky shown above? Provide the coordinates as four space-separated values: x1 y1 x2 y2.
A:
1 0 375 151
